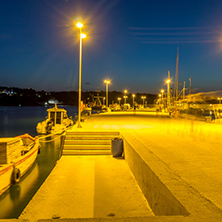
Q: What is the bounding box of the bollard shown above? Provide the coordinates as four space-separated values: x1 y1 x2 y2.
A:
111 138 123 157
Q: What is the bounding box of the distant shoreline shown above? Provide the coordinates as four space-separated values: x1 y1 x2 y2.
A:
0 86 157 107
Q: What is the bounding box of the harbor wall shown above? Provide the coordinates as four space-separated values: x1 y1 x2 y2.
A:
121 130 222 217
122 132 189 216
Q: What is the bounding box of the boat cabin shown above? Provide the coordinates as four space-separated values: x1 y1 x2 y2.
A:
0 137 23 164
47 104 68 126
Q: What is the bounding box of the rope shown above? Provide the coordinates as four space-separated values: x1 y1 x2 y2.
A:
38 134 63 143
38 125 73 143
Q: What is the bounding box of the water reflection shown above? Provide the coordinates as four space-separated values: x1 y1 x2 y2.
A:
10 185 21 201
0 162 38 218
0 136 62 219
0 106 77 137
0 106 76 219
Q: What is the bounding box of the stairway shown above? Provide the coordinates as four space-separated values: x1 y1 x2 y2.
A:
62 131 120 155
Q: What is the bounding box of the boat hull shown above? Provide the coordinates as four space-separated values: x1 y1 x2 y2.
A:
36 122 73 135
0 138 39 196
36 105 73 134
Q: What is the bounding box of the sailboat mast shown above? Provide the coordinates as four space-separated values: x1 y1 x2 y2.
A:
189 77 191 95
175 47 179 100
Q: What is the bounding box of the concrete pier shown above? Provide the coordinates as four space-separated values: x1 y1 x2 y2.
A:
19 155 153 220
18 112 222 221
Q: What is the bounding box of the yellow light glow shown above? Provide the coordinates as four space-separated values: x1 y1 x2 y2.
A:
161 89 164 93
132 94 135 97
124 90 128 94
80 33 86 39
117 97 121 100
76 22 83 28
104 80 110 84
166 79 171 84
159 94 161 97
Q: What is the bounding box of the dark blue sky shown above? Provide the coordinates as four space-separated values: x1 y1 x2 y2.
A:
0 0 222 94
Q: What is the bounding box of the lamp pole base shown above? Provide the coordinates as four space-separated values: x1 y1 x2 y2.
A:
77 121 82 128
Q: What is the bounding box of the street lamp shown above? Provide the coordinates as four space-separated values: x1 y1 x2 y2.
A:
141 96 146 107
158 94 161 104
132 94 135 108
117 97 121 105
103 97 105 105
161 89 164 104
123 95 128 104
76 22 83 29
218 97 222 104
76 22 86 128
166 79 171 108
104 80 110 110
124 90 128 104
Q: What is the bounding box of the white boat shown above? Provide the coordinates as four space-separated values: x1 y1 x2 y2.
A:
36 104 73 134
0 134 40 196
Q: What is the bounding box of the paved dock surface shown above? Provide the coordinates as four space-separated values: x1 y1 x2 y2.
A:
20 155 153 220
19 113 222 221
70 113 222 212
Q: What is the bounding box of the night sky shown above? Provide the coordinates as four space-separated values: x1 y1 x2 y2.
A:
0 0 222 94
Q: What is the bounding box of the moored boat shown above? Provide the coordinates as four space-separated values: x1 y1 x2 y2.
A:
36 104 73 134
0 134 40 196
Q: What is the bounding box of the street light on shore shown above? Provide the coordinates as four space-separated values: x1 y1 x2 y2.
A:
76 22 83 28
104 80 110 110
218 97 222 104
141 96 146 107
161 89 164 105
117 97 121 105
132 94 135 108
76 22 86 128
158 94 161 104
123 96 128 104
166 79 171 108
124 90 128 104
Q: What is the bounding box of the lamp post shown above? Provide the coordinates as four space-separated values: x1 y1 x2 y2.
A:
132 94 135 108
123 96 128 104
218 97 222 104
158 94 162 104
103 97 105 105
161 89 164 105
76 22 86 128
104 80 110 111
124 90 128 104
118 97 121 105
166 79 171 108
141 96 146 107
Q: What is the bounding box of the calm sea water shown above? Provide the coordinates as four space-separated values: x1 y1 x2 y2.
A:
0 105 78 219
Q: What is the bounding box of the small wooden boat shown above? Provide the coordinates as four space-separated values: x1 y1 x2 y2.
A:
36 104 73 134
0 134 40 196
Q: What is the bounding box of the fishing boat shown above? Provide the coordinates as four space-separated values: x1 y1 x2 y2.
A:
0 134 40 196
36 104 73 134
91 89 103 111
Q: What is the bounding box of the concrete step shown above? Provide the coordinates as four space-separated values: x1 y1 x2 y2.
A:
64 140 111 145
64 144 111 150
63 131 119 156
66 131 119 136
65 135 118 140
62 150 111 155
